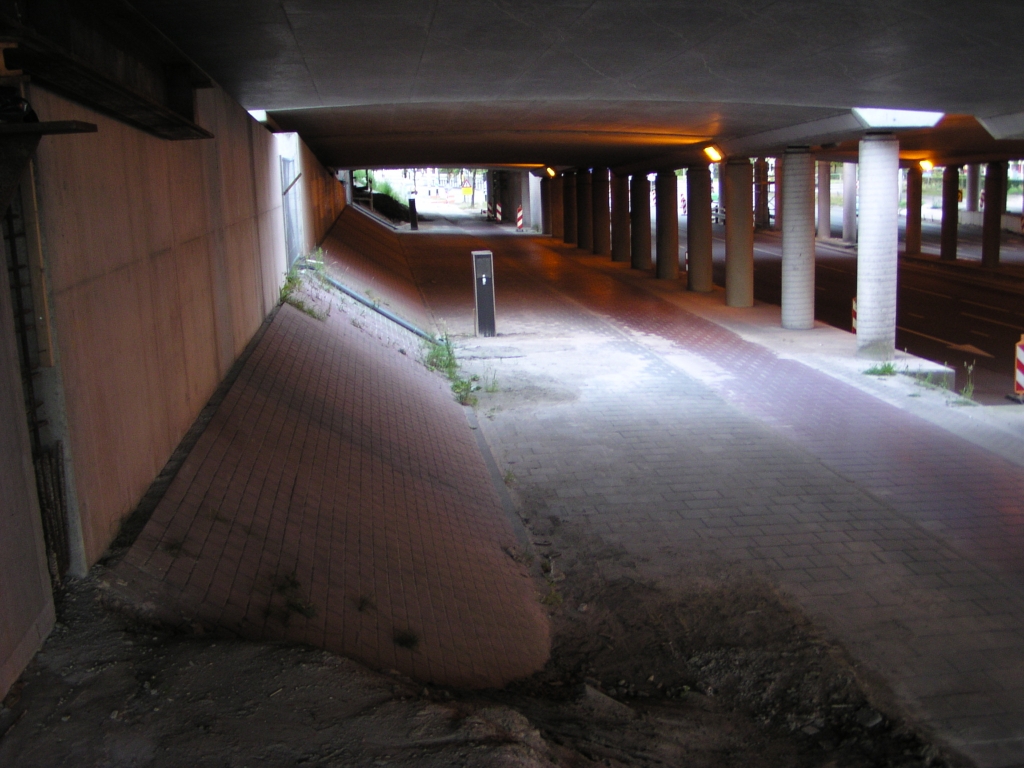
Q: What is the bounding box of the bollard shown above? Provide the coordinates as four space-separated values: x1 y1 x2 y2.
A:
516 205 523 231
852 297 857 333
496 202 502 222
1016 334 1024 396
408 197 418 230
472 250 496 337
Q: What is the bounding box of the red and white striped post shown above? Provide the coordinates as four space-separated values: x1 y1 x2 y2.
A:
1015 334 1024 396
496 202 502 222
516 205 524 231
851 297 857 333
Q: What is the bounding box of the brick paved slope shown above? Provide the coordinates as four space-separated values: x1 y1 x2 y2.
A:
319 206 436 333
394 232 1024 768
116 300 549 688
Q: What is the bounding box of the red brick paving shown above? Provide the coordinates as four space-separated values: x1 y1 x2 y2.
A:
116 300 549 689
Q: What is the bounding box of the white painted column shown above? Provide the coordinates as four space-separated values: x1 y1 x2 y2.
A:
856 135 899 359
842 162 857 243
966 164 980 212
528 173 542 231
782 149 816 329
816 161 831 239
724 158 754 307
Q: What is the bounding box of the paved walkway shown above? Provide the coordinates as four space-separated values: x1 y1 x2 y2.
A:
114 294 550 689
397 231 1024 768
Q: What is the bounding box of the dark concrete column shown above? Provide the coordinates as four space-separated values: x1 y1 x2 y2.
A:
576 169 593 251
982 161 1008 267
686 164 713 292
550 174 564 240
562 171 577 245
966 164 981 212
592 167 611 256
655 171 679 280
540 177 551 234
817 161 831 239
856 134 899 359
611 172 630 262
905 165 923 255
724 158 754 307
843 162 857 244
782 149 816 329
630 174 652 270
754 158 770 229
940 165 960 261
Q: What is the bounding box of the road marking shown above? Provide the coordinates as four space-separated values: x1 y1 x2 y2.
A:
970 330 991 338
960 312 1024 332
961 299 1024 318
904 286 953 299
905 312 925 319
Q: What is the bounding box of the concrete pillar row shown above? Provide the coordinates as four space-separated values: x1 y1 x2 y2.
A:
577 169 593 251
724 158 754 307
562 171 577 245
655 171 679 280
686 164 713 292
940 165 960 261
982 161 1008 267
550 174 564 239
856 134 900 359
781 149 816 329
592 167 611 256
630 174 652 270
966 164 981 213
905 166 923 256
842 162 857 244
817 160 831 239
611 172 630 262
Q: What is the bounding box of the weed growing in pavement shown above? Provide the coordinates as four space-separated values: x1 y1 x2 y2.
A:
424 333 459 377
484 369 499 393
423 333 478 405
503 469 516 485
279 258 327 320
863 362 897 376
540 586 563 606
393 629 419 649
960 361 976 400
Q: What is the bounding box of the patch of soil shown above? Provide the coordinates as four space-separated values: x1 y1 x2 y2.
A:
473 516 971 768
0 576 559 767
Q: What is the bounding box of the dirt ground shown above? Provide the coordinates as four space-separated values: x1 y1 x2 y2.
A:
0 282 973 767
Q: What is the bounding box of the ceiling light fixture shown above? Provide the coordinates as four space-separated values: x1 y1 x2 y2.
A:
919 160 934 171
703 145 723 162
852 108 944 129
545 166 557 178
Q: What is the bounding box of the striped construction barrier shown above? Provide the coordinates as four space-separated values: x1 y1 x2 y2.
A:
516 205 524 231
1016 334 1024 395
852 297 857 333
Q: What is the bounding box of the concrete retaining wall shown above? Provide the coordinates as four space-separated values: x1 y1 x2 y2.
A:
0 215 55 703
23 84 345 569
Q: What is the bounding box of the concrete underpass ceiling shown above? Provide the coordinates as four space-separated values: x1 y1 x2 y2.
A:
129 0 1024 169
